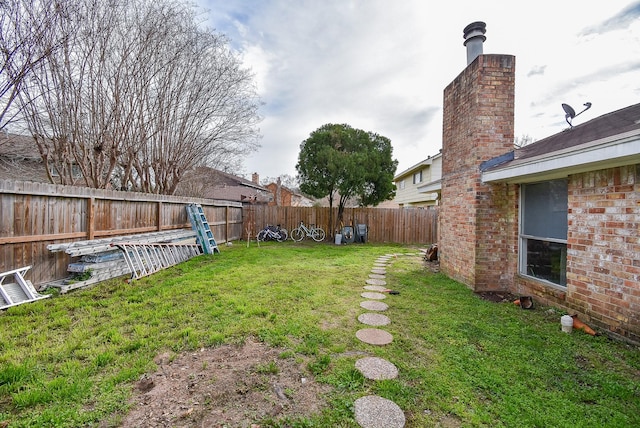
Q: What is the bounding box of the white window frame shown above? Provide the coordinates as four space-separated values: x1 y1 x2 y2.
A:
413 171 422 184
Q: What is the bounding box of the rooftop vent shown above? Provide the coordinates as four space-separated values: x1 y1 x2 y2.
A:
463 21 486 65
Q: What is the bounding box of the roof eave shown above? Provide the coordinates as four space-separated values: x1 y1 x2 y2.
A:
417 179 442 193
482 132 640 184
394 152 442 180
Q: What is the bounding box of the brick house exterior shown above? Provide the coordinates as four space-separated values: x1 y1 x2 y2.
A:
439 23 640 343
265 179 314 207
482 106 640 343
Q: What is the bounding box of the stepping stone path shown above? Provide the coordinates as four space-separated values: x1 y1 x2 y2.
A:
354 396 406 428
361 292 386 300
354 253 405 427
360 300 389 311
355 357 399 380
355 328 393 345
358 313 391 326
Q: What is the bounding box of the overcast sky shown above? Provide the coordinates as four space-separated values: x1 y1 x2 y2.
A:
196 0 640 181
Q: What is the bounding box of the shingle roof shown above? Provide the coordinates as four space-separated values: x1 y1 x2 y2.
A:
0 133 40 159
186 166 265 191
515 103 640 161
481 103 640 183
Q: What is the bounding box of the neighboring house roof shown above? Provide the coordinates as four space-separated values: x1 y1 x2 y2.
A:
176 167 270 203
207 168 265 191
376 199 400 209
0 133 40 159
315 192 359 208
394 151 442 180
0 133 50 182
482 103 640 183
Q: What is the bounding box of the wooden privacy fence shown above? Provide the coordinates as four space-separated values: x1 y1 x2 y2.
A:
245 205 438 245
1 178 438 288
0 179 243 287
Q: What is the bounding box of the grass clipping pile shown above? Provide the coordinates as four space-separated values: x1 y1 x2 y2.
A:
118 339 331 427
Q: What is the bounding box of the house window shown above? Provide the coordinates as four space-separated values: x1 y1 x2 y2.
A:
398 180 405 190
520 179 568 287
413 171 422 184
49 164 83 179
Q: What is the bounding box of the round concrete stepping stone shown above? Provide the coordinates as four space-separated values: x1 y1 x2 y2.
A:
354 395 405 428
361 292 386 300
358 313 391 326
356 328 393 345
355 357 399 380
364 285 387 291
369 273 386 279
371 268 386 275
373 262 387 267
366 278 387 286
360 301 389 311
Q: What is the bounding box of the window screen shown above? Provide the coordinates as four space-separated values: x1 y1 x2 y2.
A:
522 180 568 240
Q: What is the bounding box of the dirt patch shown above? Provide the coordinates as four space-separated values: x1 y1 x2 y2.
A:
475 291 519 303
117 338 331 428
423 260 440 273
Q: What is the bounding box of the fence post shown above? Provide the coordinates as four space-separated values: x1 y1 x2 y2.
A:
226 205 230 243
87 197 95 240
157 201 163 231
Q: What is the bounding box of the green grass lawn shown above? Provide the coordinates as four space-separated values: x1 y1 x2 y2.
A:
1 242 639 427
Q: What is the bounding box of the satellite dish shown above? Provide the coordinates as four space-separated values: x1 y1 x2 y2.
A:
562 103 576 119
562 102 592 128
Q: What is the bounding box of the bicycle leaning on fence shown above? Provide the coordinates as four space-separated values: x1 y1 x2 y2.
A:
257 224 288 242
290 221 326 242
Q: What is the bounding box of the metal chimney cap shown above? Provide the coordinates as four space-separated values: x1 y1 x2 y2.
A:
463 21 487 45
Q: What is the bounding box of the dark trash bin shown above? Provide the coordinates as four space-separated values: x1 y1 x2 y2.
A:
355 224 367 243
341 226 355 244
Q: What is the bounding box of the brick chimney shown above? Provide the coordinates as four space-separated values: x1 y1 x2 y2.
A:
251 172 259 185
438 23 517 291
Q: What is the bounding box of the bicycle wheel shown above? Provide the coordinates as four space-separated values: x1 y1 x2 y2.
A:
277 229 288 242
311 227 326 242
291 228 304 242
257 230 267 242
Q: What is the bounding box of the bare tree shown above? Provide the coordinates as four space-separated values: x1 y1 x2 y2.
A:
0 0 65 132
261 174 299 189
14 0 261 191
514 134 535 148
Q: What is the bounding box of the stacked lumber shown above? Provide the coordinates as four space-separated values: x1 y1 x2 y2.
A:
44 229 197 293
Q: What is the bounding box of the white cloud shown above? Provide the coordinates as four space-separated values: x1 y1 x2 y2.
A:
196 0 640 179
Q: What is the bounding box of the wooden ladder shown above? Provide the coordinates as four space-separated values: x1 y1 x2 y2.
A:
113 242 202 281
186 204 220 254
0 266 50 310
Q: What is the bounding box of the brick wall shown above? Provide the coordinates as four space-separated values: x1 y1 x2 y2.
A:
568 164 639 341
439 54 516 290
265 182 293 206
514 164 640 342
